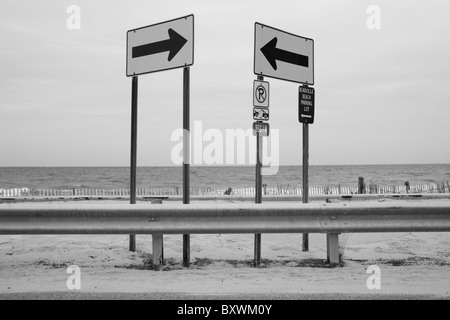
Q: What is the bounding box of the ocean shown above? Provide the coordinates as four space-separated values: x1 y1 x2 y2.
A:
0 164 449 190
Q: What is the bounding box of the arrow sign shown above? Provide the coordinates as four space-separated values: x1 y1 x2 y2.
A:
132 28 187 61
261 37 309 70
126 15 194 77
254 22 314 84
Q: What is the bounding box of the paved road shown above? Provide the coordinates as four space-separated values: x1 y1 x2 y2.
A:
0 292 448 300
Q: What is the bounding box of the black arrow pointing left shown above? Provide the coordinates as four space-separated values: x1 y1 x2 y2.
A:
261 37 309 70
132 28 187 61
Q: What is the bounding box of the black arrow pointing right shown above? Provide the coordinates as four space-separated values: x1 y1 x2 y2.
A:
132 28 187 61
261 37 309 70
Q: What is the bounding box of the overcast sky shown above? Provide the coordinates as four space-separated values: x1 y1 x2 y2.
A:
0 0 449 166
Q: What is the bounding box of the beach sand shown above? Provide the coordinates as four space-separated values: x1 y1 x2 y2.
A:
0 198 449 297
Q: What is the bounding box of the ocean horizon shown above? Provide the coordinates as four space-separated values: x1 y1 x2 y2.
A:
1 164 449 190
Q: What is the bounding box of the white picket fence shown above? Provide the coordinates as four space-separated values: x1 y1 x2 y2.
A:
0 182 449 198
0 188 31 197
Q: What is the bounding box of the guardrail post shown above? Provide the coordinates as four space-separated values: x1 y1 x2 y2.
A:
152 234 164 266
326 233 340 265
151 199 164 266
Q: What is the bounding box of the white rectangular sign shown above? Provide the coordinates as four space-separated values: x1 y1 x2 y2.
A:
254 22 314 85
253 121 270 137
127 15 194 77
253 80 269 108
253 108 269 121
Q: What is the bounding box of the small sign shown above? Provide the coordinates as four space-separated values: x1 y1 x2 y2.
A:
126 15 194 77
299 86 315 124
253 80 269 108
253 121 270 136
253 108 269 121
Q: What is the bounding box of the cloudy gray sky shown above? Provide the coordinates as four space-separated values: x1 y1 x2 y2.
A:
0 0 449 166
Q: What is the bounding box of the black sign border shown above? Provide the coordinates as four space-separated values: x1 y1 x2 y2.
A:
254 22 314 85
126 14 194 77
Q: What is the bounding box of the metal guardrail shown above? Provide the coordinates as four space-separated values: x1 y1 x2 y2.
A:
1 202 449 265
1 202 449 234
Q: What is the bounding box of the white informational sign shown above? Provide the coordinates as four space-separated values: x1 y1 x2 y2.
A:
127 15 194 76
253 108 269 121
253 121 270 137
254 22 314 85
253 80 270 108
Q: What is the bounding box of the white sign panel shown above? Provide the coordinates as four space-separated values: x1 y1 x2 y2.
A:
253 121 270 137
127 15 194 76
253 80 270 108
253 108 269 121
254 22 314 85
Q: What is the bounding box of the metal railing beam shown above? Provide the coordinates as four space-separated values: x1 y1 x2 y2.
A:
0 202 449 235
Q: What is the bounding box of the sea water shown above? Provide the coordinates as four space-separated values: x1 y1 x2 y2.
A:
1 164 449 190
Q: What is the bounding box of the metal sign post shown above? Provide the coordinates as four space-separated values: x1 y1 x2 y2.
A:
302 121 309 251
126 15 194 258
129 76 138 252
254 75 265 266
299 84 314 251
183 67 190 267
254 126 262 266
254 21 315 255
